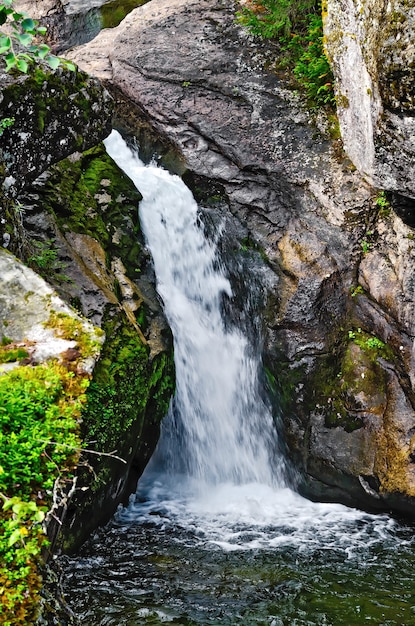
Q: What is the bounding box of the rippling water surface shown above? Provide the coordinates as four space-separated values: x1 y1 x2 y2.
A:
62 474 415 625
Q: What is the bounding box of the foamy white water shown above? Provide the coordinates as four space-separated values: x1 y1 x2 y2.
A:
103 130 396 555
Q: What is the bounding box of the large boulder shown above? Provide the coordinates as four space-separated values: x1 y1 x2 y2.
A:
0 65 113 252
324 0 415 200
69 0 415 517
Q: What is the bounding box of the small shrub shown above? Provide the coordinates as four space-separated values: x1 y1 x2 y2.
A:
237 0 335 108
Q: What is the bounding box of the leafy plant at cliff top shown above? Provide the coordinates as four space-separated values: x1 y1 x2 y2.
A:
0 0 75 73
237 0 335 107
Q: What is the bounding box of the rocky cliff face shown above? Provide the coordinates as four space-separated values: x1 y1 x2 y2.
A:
19 143 175 552
69 0 415 517
324 0 415 202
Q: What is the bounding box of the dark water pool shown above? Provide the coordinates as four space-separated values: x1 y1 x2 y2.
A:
61 476 415 626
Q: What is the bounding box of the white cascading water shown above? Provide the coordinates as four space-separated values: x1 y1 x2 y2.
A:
103 130 394 552
104 130 281 487
58 131 414 626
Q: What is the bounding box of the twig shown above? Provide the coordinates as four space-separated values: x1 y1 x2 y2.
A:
37 440 127 464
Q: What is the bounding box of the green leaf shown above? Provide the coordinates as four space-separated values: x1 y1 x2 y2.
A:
0 6 8 26
12 11 24 22
64 60 76 72
36 43 50 59
8 527 22 547
45 54 60 70
36 26 47 35
0 35 11 53
4 51 16 71
15 32 33 47
16 57 29 73
20 17 36 32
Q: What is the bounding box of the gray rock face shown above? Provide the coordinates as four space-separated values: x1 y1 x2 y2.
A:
70 0 415 516
0 247 103 371
324 0 415 199
0 68 112 190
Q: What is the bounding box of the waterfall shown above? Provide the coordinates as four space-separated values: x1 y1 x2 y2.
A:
104 130 283 487
102 130 391 549
60 131 410 626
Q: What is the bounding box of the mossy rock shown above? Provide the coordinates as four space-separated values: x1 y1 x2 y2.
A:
22 143 177 553
59 305 174 552
30 143 144 280
305 328 394 433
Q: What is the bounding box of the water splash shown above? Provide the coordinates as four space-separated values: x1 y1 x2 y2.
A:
103 130 407 557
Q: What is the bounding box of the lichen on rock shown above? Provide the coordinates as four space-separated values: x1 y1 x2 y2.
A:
0 64 113 254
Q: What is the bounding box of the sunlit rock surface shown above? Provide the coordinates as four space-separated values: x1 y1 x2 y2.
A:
324 0 415 199
0 247 103 372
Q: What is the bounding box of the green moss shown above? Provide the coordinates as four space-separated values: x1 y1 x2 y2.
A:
0 345 29 363
45 310 104 358
336 93 349 108
34 144 144 280
82 312 174 453
0 358 89 624
265 359 305 418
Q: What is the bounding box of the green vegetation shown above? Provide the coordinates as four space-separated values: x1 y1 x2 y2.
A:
0 0 75 73
0 357 89 624
27 239 71 284
308 327 393 432
375 190 392 218
35 144 143 278
360 230 374 254
237 0 335 107
82 317 173 454
347 327 390 356
350 285 364 298
0 116 14 136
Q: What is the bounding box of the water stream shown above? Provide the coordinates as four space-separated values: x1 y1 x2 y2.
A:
61 132 415 625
